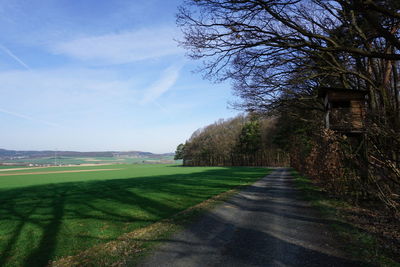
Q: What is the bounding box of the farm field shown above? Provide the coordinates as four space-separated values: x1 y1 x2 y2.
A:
1 155 179 165
0 164 269 266
0 166 30 169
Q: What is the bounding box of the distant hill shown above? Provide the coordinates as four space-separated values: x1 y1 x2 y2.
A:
0 149 173 160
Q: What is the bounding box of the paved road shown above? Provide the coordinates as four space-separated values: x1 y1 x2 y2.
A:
139 168 362 267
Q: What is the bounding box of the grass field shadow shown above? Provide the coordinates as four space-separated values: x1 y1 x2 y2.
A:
0 166 267 267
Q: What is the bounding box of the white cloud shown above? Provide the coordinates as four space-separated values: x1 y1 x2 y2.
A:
51 27 183 64
141 64 182 104
0 68 139 118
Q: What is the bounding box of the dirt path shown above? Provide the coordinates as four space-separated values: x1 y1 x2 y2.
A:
0 168 122 176
139 168 362 267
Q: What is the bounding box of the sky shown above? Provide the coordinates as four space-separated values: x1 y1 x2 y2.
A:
0 0 240 153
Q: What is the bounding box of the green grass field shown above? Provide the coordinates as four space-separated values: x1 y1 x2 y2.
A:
0 164 268 266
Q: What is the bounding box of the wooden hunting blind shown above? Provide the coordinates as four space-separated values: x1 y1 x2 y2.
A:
318 88 367 133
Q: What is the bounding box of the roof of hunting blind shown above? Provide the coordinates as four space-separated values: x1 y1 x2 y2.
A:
318 87 368 100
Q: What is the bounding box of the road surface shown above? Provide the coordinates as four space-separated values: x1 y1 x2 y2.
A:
139 168 361 267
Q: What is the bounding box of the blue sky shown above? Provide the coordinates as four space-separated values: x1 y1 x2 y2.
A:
0 0 239 153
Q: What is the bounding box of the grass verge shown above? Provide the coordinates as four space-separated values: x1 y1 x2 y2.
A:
292 170 399 267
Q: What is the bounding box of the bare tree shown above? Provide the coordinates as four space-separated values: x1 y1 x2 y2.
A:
182 115 287 166
177 0 399 112
177 0 400 212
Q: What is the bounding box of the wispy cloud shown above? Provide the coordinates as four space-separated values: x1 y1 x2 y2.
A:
51 27 182 64
0 44 31 70
141 64 182 105
0 107 59 127
0 67 140 122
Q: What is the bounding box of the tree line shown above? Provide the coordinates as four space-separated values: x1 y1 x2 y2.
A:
175 115 289 166
176 0 400 214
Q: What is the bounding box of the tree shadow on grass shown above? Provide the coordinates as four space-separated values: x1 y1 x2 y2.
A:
0 167 267 267
24 193 65 267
